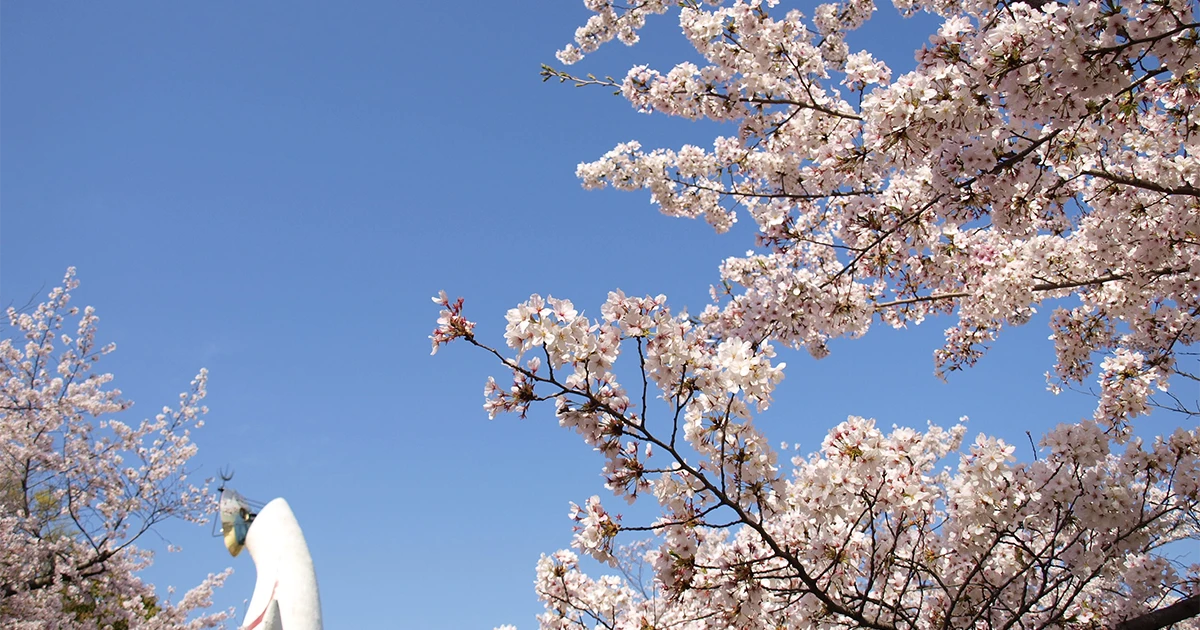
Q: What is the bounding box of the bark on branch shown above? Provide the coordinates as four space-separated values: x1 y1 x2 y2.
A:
1112 595 1200 630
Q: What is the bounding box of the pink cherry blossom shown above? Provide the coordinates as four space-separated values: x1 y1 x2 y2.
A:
1 269 232 629
451 1 1200 627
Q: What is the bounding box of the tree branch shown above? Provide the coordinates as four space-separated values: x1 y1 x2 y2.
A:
1084 170 1200 198
1112 595 1200 630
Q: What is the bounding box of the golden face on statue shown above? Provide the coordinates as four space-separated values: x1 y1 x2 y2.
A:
219 488 256 557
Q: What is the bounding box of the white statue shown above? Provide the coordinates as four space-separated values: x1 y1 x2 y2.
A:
220 483 323 630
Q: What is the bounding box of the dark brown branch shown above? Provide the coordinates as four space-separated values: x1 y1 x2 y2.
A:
1084 170 1200 198
668 177 880 201
1032 272 1128 292
702 91 864 121
989 130 1061 175
1111 595 1200 630
1084 23 1200 59
873 292 970 309
1031 267 1188 292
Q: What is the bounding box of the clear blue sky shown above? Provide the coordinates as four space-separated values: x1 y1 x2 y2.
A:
2 3 1185 628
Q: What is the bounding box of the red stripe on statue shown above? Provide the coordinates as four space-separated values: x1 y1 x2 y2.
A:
243 581 280 630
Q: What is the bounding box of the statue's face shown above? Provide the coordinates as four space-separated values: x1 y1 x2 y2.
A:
219 488 255 557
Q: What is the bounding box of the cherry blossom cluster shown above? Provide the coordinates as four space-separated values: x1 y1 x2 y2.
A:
461 0 1200 627
0 269 231 628
568 496 621 566
431 290 476 355
563 0 1199 429
441 291 1197 629
448 286 1200 624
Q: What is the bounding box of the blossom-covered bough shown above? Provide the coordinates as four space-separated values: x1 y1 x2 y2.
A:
436 0 1199 629
0 269 230 628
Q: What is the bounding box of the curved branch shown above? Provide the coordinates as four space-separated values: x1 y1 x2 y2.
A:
1084 170 1200 198
1112 595 1200 630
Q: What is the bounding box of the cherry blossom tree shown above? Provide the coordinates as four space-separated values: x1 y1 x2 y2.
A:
434 0 1200 628
1 269 230 629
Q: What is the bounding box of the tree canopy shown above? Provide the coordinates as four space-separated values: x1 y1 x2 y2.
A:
0 269 229 629
435 0 1200 628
